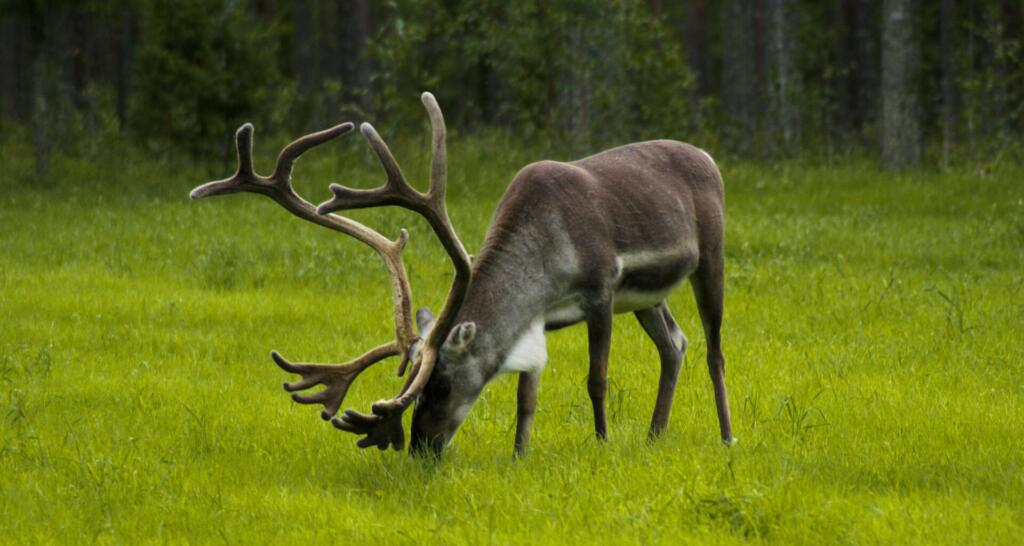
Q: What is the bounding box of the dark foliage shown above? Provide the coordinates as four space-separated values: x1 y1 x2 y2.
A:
0 0 1021 168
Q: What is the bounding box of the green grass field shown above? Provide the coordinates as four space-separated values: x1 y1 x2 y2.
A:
2 134 1022 544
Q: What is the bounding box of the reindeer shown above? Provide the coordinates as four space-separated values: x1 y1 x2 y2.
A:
190 93 733 456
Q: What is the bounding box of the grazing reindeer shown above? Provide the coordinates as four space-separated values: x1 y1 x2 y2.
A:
190 93 733 457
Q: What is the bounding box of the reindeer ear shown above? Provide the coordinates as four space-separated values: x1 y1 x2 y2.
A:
443 322 477 355
416 307 436 335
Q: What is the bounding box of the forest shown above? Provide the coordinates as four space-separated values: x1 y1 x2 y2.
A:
2 0 1022 170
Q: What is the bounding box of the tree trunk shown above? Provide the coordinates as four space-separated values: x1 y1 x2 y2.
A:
561 21 592 150
881 0 921 169
0 17 17 126
940 0 956 166
31 53 51 178
648 0 663 18
682 0 712 99
319 1 339 118
983 3 1010 141
23 4 51 179
830 0 881 147
11 16 35 125
1014 0 1024 136
293 0 321 128
853 0 880 136
115 12 134 130
764 0 800 156
832 0 853 142
338 0 371 116
721 0 757 156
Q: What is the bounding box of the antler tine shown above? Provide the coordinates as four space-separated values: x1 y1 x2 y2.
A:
272 123 354 185
360 123 424 200
318 96 470 273
314 123 424 214
416 91 470 323
189 122 353 200
421 92 447 203
236 123 255 177
271 342 399 421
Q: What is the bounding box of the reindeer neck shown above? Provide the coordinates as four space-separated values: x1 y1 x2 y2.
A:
455 230 557 373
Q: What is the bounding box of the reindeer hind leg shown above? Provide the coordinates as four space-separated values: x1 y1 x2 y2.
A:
635 302 686 439
690 254 733 445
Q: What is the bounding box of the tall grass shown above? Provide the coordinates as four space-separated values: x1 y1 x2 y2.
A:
1 133 1022 544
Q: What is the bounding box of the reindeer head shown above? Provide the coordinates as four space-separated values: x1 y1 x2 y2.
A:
408 309 488 454
191 93 472 455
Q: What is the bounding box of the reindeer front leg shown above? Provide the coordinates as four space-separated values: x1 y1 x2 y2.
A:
585 301 613 440
514 370 540 456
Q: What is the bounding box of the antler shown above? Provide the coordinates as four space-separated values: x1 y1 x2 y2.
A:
318 92 472 450
190 121 419 422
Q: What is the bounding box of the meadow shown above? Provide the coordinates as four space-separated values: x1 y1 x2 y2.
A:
1 133 1022 544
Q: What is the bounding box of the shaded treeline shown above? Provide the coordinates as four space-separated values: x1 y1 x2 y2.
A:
0 0 1021 171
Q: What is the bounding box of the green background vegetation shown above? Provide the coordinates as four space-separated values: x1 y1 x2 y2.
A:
3 0 1023 169
1 133 1022 543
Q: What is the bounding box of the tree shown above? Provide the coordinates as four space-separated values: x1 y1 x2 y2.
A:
2 0 1022 167
940 0 957 165
336 0 371 116
721 0 757 156
292 0 324 127
0 16 19 126
679 0 712 101
881 0 921 168
831 0 881 146
764 0 800 155
131 0 280 160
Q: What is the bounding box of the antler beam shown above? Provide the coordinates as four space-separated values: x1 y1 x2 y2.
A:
318 92 472 450
190 122 418 423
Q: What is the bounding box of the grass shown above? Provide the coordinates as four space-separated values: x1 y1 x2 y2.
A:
1 133 1022 544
